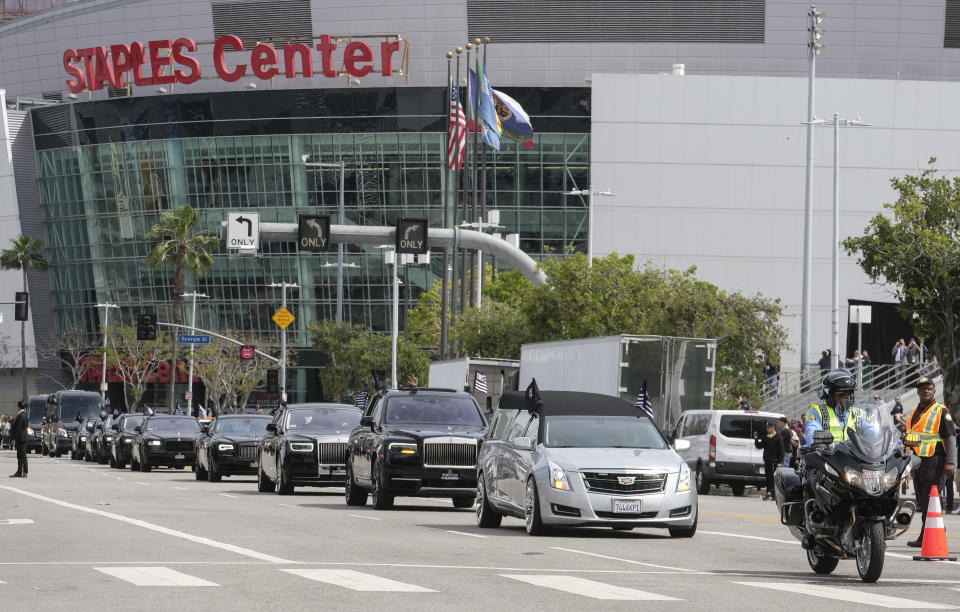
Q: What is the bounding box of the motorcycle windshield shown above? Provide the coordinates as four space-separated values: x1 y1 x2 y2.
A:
843 400 897 462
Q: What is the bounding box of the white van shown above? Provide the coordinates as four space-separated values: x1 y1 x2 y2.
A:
671 409 786 496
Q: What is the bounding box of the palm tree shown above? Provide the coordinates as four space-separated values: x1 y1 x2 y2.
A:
144 205 220 412
0 235 49 404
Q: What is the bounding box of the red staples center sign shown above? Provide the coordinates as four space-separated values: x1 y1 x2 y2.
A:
63 35 405 94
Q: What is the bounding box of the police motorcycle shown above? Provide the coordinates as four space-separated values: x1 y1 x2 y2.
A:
774 400 919 583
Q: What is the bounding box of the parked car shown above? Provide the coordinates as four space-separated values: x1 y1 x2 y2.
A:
86 415 116 464
195 414 272 482
109 413 143 469
344 388 486 510
42 390 103 457
670 409 785 496
131 415 201 471
476 390 697 536
25 395 45 454
257 403 361 494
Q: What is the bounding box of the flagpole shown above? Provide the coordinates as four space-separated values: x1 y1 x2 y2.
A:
440 51 453 360
460 42 472 319
469 38 481 309
453 46 464 355
478 36 491 305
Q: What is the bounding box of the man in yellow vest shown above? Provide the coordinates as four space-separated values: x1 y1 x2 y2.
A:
906 376 956 547
804 369 859 444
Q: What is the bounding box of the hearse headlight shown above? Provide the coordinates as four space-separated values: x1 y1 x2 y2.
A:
548 461 570 491
677 462 691 492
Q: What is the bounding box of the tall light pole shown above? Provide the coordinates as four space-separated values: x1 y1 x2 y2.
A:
383 250 400 389
182 292 207 416
269 282 298 401
302 155 347 321
801 5 825 374
458 210 503 308
95 303 118 402
565 186 615 267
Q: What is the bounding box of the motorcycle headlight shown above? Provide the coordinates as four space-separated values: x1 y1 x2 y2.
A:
677 462 691 492
548 461 570 491
882 467 899 490
844 467 862 487
846 467 883 494
148 440 162 447
289 442 314 452
218 443 235 452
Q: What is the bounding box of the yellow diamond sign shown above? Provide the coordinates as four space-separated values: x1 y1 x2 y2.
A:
272 307 295 329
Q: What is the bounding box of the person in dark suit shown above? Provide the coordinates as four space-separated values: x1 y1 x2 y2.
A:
10 400 28 477
753 421 784 500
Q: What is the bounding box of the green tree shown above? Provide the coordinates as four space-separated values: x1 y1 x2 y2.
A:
144 205 220 412
104 325 170 410
0 235 48 403
193 334 272 414
843 161 960 413
453 301 530 359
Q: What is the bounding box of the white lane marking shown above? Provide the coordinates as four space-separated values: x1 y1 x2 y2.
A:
278 504 298 509
737 582 955 609
96 567 218 587
501 574 679 601
0 519 34 525
550 547 695 572
218 494 238 499
282 569 434 592
445 530 488 539
114 477 123 481
173 487 189 491
700 530 799 545
347 514 381 521
0 485 292 564
135 482 149 485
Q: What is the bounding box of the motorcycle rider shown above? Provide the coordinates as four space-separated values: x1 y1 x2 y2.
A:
905 376 956 547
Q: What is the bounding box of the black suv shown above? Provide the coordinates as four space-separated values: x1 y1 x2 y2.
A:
345 388 486 510
25 395 45 453
43 391 103 457
131 415 201 471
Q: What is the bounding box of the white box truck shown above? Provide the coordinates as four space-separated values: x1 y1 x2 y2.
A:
428 357 520 417
519 335 716 430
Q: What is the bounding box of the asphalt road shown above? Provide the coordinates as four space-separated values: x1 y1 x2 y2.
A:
2 449 960 611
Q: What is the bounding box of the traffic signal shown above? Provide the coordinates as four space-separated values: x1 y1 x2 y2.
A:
136 313 156 341
14 292 27 321
266 369 279 394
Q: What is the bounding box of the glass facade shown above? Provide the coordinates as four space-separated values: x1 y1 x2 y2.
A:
33 86 590 399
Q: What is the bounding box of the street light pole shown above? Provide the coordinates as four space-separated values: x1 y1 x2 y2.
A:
95 303 118 402
182 292 207 416
565 186 615 267
801 5 825 374
302 156 347 321
269 282 298 401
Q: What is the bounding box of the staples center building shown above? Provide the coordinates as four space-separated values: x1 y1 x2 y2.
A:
1 0 959 407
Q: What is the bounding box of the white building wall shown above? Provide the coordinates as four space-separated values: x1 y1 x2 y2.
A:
590 72 960 368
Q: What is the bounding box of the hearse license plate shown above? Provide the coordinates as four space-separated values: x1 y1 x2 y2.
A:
174 453 185 460
613 499 641 513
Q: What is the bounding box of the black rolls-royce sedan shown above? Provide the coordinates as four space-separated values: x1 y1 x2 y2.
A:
131 415 201 472
195 414 273 482
109 413 143 469
257 403 361 495
345 388 486 510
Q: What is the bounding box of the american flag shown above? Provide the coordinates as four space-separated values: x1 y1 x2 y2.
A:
197 404 206 419
636 380 654 420
447 80 466 171
355 390 369 410
474 371 488 395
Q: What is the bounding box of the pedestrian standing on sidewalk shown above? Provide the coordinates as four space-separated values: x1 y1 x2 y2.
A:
753 421 783 500
906 377 956 547
776 417 795 469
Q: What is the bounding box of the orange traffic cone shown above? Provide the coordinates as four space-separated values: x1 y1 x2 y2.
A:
914 484 958 561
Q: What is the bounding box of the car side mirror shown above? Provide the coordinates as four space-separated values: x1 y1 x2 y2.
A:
360 415 374 428
265 423 277 433
813 429 834 445
674 439 691 451
134 426 142 434
512 436 534 451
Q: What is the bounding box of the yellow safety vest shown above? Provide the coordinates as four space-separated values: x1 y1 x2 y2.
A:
808 404 857 441
907 402 947 458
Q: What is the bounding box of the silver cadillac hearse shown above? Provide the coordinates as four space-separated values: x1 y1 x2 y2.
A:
475 386 697 536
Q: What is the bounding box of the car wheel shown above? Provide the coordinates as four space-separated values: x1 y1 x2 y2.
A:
668 511 698 538
452 495 476 509
98 449 108 465
370 460 394 510
696 463 710 495
476 473 502 528
276 460 294 495
195 459 208 481
208 459 222 483
344 459 367 506
731 483 746 497
524 478 549 536
84 449 92 462
257 462 274 493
